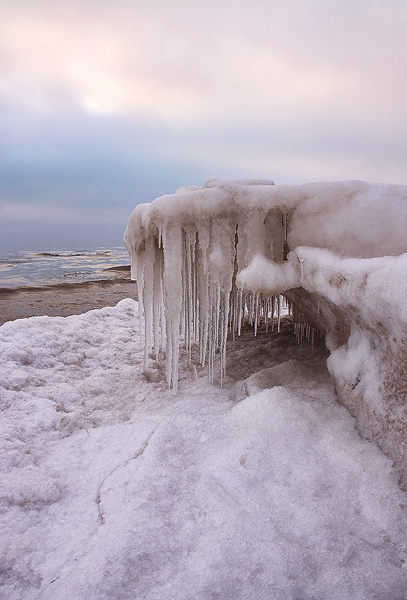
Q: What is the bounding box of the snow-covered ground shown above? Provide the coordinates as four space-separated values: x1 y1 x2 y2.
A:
1 299 407 599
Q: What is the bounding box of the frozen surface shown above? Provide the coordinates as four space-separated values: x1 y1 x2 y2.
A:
1 301 407 599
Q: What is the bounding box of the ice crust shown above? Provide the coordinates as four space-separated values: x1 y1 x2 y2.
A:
124 178 407 485
1 301 407 598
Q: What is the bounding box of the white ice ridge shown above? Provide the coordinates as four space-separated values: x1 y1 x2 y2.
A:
124 179 406 383
124 178 407 486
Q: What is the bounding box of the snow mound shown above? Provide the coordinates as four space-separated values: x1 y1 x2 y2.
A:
1 302 407 598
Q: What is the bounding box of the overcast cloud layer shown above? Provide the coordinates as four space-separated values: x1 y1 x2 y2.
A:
1 0 406 250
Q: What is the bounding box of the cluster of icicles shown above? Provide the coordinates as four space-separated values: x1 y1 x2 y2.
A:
133 222 315 392
294 322 320 346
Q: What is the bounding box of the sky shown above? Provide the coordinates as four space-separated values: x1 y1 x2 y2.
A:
1 0 406 251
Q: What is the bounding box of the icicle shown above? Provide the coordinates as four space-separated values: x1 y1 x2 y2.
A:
182 229 196 364
237 289 243 337
153 242 162 360
229 292 235 341
265 297 269 333
254 293 259 336
219 292 229 387
162 225 183 392
143 237 155 372
277 295 282 333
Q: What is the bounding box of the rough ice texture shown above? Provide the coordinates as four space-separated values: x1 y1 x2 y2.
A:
124 179 407 487
2 301 407 598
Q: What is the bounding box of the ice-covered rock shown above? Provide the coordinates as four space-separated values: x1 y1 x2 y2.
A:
124 179 407 486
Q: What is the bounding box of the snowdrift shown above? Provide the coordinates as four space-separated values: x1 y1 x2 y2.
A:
124 179 407 487
2 302 407 598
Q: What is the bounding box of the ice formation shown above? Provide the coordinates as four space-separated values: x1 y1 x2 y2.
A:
124 178 407 486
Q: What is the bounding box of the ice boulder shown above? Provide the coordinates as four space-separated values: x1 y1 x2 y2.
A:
124 179 407 487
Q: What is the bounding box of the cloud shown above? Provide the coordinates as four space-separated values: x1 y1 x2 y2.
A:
0 199 128 251
0 202 126 225
2 0 406 123
0 0 406 250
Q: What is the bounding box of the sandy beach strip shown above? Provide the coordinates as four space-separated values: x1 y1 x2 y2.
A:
0 278 138 326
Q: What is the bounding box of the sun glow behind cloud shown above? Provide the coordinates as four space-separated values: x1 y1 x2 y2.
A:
3 1 405 123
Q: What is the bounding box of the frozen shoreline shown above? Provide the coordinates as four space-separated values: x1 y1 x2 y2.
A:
0 278 137 325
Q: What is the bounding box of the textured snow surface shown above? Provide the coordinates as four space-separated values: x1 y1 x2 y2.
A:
1 300 407 599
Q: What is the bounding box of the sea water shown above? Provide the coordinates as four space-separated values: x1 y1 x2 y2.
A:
0 247 130 289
